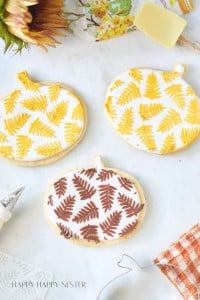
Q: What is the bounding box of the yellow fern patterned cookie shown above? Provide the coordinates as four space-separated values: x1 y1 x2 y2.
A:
105 64 200 154
0 72 86 166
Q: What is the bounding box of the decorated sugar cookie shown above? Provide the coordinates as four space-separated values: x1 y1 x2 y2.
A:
0 72 86 166
44 156 146 246
105 64 200 154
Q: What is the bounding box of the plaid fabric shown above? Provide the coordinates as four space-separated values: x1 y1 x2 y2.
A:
154 223 200 300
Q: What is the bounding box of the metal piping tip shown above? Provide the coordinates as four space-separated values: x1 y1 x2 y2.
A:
0 187 25 211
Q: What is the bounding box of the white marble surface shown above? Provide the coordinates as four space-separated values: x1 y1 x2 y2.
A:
0 3 200 299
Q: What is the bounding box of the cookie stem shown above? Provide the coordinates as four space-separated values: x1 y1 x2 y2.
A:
94 155 104 171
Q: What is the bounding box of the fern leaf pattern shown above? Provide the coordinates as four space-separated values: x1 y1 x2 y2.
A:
4 90 21 113
47 101 68 126
129 69 143 83
57 223 78 239
118 193 144 217
117 82 141 105
136 125 156 151
72 174 96 200
144 73 161 99
139 103 164 120
99 184 117 212
72 201 99 223
105 96 117 121
110 79 124 91
118 108 134 135
80 225 100 243
0 146 13 157
158 109 181 132
54 177 67 198
54 195 75 221
72 104 84 121
0 132 8 143
181 128 200 145
29 119 55 137
119 221 138 237
21 96 47 112
49 84 61 101
65 123 83 144
36 141 62 156
185 99 200 125
100 211 122 237
16 135 33 159
160 134 176 154
4 113 30 135
118 176 133 191
80 168 97 179
165 84 186 109
162 71 180 83
96 169 114 181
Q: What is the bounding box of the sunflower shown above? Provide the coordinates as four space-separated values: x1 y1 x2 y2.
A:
0 0 67 52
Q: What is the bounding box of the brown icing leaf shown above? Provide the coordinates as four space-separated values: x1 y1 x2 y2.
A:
72 174 96 200
118 176 133 191
47 195 53 206
80 168 97 179
54 177 67 198
80 224 100 243
99 184 116 212
118 193 144 217
72 201 99 224
54 195 75 221
100 211 122 237
57 223 78 240
119 220 138 237
96 169 114 182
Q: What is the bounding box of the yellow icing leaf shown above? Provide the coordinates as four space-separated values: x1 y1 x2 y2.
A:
118 108 134 135
16 135 33 159
4 113 30 136
160 134 176 154
105 96 116 121
139 103 164 120
22 96 47 112
72 104 84 121
129 69 143 83
158 109 181 133
65 123 83 144
4 90 21 114
0 132 8 143
29 119 55 137
136 125 156 151
162 71 180 83
165 84 185 109
36 141 62 157
181 128 200 145
0 146 13 157
49 84 61 101
117 82 141 105
144 73 161 99
185 98 200 125
186 86 196 97
17 72 40 91
110 79 125 92
47 101 68 126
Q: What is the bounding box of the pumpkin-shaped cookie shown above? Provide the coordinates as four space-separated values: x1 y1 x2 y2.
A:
0 72 86 166
44 156 146 246
105 64 200 154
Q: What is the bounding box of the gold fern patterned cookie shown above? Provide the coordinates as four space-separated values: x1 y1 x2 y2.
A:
0 71 86 166
44 156 146 246
105 64 200 154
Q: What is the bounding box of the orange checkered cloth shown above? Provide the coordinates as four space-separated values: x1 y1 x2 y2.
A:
154 223 200 300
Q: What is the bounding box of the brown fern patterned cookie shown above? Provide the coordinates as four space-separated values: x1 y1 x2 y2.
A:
0 71 87 166
44 156 146 246
105 64 200 154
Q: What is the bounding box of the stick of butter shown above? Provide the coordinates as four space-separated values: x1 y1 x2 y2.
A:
134 3 187 48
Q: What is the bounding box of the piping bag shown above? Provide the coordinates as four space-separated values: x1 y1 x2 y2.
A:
0 187 24 229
